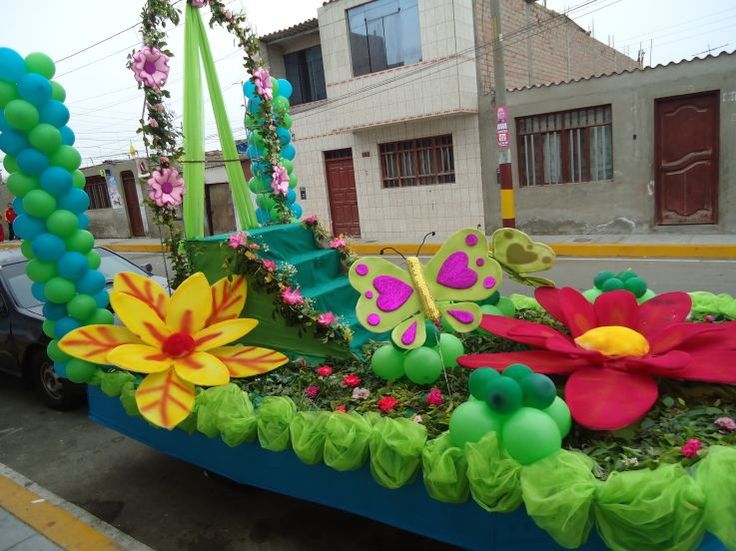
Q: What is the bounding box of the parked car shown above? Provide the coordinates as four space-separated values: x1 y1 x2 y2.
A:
0 247 165 410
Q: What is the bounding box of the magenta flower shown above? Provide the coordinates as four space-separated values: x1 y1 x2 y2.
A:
330 237 347 249
281 287 304 306
253 67 273 100
317 311 336 326
426 387 443 406
148 118 159 129
262 259 277 272
147 167 184 207
131 46 170 90
190 0 207 7
681 439 703 458
316 365 333 377
227 232 248 249
715 417 736 432
304 216 318 224
305 385 319 399
270 165 289 196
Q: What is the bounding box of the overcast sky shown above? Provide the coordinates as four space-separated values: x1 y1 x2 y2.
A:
1 0 732 175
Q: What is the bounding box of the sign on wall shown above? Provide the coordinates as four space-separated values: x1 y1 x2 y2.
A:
496 105 509 149
101 169 124 209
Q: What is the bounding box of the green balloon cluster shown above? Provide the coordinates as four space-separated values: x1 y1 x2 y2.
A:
585 270 657 304
450 364 571 464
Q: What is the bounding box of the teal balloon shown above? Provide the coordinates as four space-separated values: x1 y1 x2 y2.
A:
44 277 76 304
40 166 72 195
403 346 443 384
503 363 533 381
468 367 500 400
543 396 572 438
58 188 89 213
23 189 57 218
0 47 27 82
18 73 52 107
370 344 405 380
17 148 48 175
624 276 647 298
0 128 29 156
281 143 296 160
594 270 615 290
601 277 624 292
29 123 62 153
501 407 562 465
31 233 64 262
67 294 97 321
449 401 503 447
424 321 439 346
277 78 293 99
39 100 69 127
76 270 105 294
520 373 557 409
46 209 78 238
58 251 89 281
4 99 39 131
582 288 602 303
437 333 464 368
25 52 55 78
60 126 75 146
486 376 523 414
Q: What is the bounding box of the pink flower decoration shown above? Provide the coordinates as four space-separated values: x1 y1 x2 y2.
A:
262 259 277 272
148 102 165 113
224 8 233 20
160 156 170 165
253 67 273 100
715 417 736 432
131 46 170 90
304 215 318 224
227 232 248 249
378 396 398 413
704 315 715 323
317 311 336 326
343 374 362 388
352 387 370 400
148 118 159 129
147 167 184 207
426 387 443 406
305 386 319 399
270 165 289 196
681 438 703 458
330 237 347 249
316 365 333 377
190 0 207 7
281 287 304 306
249 243 261 251
335 404 347 413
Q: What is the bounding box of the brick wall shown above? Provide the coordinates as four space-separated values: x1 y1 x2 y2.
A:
474 0 639 94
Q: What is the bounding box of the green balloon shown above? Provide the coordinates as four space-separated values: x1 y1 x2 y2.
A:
65 230 94 253
449 401 503 447
582 288 602 303
29 123 62 154
478 304 502 334
403 346 443 384
46 209 79 238
6 172 39 198
370 344 405 380
437 333 464 368
72 170 86 189
594 270 615 290
3 155 19 173
4 99 40 131
273 96 290 113
624 276 647 298
20 239 35 259
67 294 97 321
281 113 293 129
249 131 264 149
42 319 55 339
270 77 279 97
496 296 516 317
501 407 562 465
486 376 523 414
0 80 19 108
86 250 101 270
520 373 557 409
26 259 57 283
48 146 81 172
248 176 266 194
468 367 500 400
543 396 572 438
503 363 533 381
50 81 66 102
66 359 97 383
480 291 500 306
281 158 293 173
289 173 298 189
617 270 638 282
90 308 114 325
47 340 71 363
44 277 76 304
268 206 281 222
601 277 624 292
638 289 657 303
23 189 57 218
25 52 56 78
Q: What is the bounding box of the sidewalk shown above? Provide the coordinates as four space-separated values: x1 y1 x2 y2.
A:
0 463 150 551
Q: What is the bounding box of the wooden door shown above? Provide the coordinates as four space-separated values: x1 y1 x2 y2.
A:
120 171 145 236
324 149 361 236
655 91 719 225
205 183 237 236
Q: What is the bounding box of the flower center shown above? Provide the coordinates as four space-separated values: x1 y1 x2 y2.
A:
143 60 157 74
162 332 195 358
574 326 650 358
160 181 174 194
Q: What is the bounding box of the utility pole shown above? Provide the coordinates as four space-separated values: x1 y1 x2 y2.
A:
490 0 515 228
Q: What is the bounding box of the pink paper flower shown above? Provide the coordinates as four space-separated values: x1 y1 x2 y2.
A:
270 165 289 196
681 438 703 458
426 387 444 406
304 215 318 224
305 385 319 399
190 0 207 7
262 259 277 272
148 117 159 129
335 404 347 413
343 374 361 388
715 417 736 432
147 167 184 207
704 315 715 323
378 396 398 413
330 237 347 249
281 287 304 306
351 387 370 400
253 67 273 100
227 232 248 249
316 365 333 377
317 311 336 326
131 46 170 90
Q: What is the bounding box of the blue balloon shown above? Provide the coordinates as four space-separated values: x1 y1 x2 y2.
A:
59 126 75 146
243 80 256 99
32 233 66 262
57 188 89 213
77 212 89 230
54 316 81 339
0 110 10 132
17 148 48 175
287 189 296 203
0 129 29 156
39 100 69 128
53 361 67 378
281 143 296 161
31 282 46 302
93 290 109 309
57 251 89 281
76 269 105 295
247 97 261 113
17 73 52 107
12 197 24 216
12 214 45 240
277 79 293 99
277 127 291 145
251 161 269 178
291 203 303 218
43 301 67 321
246 145 265 160
255 208 268 224
40 166 72 196
0 47 26 82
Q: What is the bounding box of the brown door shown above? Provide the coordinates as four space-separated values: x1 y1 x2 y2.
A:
120 171 145 236
655 91 719 225
205 183 237 236
324 149 361 236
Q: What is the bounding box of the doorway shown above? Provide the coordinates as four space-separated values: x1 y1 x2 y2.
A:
205 183 238 236
324 148 361 236
120 170 145 236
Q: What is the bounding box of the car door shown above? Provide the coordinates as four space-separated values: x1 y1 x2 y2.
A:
0 290 20 375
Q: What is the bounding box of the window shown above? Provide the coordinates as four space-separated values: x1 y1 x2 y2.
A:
84 174 112 209
284 45 326 106
517 105 613 186
379 135 454 188
347 0 421 77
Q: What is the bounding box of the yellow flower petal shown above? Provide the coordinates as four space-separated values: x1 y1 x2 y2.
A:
206 276 247 325
135 369 195 430
192 318 258 351
110 291 172 347
209 345 288 378
58 325 139 364
113 271 169 322
172 352 229 386
107 344 172 374
167 272 213 335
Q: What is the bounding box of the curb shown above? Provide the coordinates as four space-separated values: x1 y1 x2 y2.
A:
0 462 152 551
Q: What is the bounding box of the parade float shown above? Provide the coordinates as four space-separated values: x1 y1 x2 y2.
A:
1 1 735 549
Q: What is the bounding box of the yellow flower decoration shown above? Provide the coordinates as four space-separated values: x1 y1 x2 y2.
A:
59 272 288 429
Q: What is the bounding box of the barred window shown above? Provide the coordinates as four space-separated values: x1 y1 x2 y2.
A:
84 175 112 209
379 135 454 188
517 105 613 186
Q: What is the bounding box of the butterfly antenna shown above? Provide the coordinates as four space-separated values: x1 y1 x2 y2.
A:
379 247 407 261
416 231 436 257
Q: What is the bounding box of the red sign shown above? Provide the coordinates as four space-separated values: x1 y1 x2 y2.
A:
496 105 509 148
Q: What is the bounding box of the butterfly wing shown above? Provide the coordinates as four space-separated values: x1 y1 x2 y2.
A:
491 228 556 275
349 257 421 335
391 312 427 350
439 301 483 333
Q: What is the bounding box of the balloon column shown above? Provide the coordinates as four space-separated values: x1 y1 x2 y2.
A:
0 48 111 382
243 73 301 224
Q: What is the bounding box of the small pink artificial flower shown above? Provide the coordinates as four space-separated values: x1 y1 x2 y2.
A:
378 396 398 413
159 156 170 165
281 287 304 306
317 311 336 326
148 117 159 129
270 165 289 196
715 417 736 432
227 231 248 249
304 215 318 224
131 46 170 89
252 67 273 100
148 102 165 113
335 404 347 413
305 385 319 400
681 438 703 458
249 243 261 250
315 365 333 377
704 315 715 323
147 167 184 207
412 414 424 424
351 387 370 400
262 259 277 272
190 0 207 7
343 374 361 388
223 8 233 20
426 387 443 406
330 237 347 249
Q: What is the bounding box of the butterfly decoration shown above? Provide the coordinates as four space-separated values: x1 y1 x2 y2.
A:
349 229 502 349
490 228 556 288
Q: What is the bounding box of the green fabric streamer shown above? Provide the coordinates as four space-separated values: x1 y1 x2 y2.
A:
368 417 426 489
694 446 736 550
465 432 522 512
509 293 542 311
119 381 142 418
323 412 372 472
182 4 205 238
689 291 736 319
193 9 257 230
521 450 598 549
290 411 328 465
99 370 135 397
421 432 469 504
257 396 296 452
594 463 705 551
196 384 256 446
